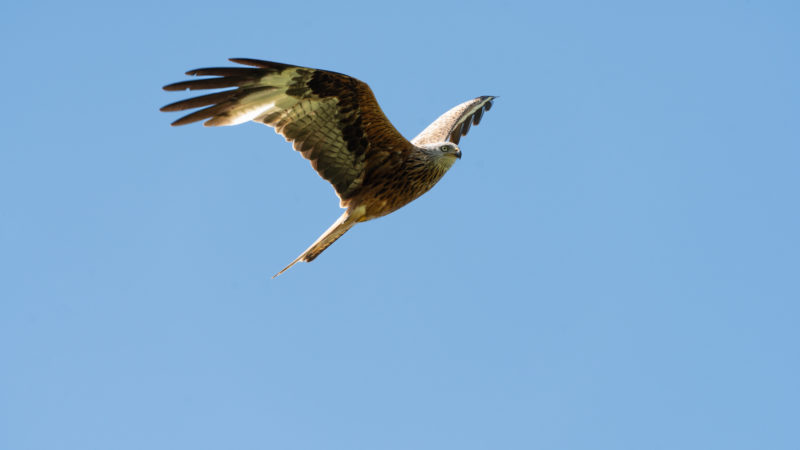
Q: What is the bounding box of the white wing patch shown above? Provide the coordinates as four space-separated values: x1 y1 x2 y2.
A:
205 100 277 126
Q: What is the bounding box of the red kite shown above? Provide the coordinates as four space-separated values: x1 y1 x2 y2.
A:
162 58 495 277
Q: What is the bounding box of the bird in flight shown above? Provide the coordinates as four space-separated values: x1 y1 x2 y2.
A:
161 58 495 277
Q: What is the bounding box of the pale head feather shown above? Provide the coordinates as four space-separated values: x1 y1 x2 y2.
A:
418 142 461 171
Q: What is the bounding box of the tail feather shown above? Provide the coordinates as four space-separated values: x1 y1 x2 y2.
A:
273 212 357 278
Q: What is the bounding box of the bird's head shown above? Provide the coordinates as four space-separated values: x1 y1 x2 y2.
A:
420 142 461 169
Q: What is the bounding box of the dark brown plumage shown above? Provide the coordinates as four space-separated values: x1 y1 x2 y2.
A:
161 58 495 276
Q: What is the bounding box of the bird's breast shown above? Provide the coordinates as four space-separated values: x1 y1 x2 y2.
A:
352 156 451 220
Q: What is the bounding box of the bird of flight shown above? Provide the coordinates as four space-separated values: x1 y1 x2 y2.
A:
161 58 495 277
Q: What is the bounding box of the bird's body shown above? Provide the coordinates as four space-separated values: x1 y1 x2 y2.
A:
347 144 459 220
161 58 495 276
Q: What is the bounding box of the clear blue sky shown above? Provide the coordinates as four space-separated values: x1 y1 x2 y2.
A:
2 1 798 449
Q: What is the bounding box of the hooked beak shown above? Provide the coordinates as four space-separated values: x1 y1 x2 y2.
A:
456 150 462 159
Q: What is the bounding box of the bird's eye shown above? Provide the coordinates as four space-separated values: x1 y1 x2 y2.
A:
440 145 450 152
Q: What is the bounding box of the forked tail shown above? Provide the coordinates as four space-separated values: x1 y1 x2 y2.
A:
273 212 357 278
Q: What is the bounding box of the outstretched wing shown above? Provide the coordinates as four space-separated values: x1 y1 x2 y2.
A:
411 96 496 146
161 58 412 200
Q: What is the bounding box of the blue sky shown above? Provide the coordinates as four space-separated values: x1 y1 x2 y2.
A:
2 1 798 449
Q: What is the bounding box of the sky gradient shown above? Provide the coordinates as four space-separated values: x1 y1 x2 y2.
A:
2 1 799 449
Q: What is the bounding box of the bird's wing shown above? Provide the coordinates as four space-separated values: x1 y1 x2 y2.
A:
161 58 412 201
411 96 496 146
